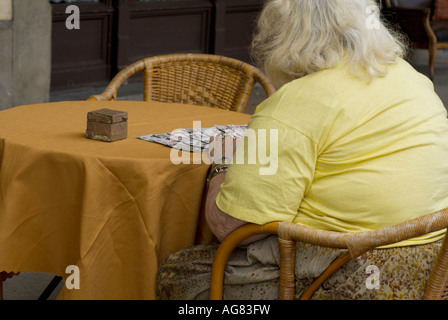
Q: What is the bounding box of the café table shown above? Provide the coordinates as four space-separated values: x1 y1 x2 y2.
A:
0 100 250 299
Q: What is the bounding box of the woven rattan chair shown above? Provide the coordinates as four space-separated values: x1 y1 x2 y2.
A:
382 0 448 81
209 207 448 300
88 53 276 113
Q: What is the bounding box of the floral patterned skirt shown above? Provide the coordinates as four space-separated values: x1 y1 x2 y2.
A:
156 235 442 300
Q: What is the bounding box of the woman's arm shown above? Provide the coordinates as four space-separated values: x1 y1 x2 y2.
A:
204 134 269 244
205 172 269 245
205 173 246 241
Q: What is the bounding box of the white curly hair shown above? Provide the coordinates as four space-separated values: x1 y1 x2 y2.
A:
251 0 408 88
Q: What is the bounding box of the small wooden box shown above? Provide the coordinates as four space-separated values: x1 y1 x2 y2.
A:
86 108 128 142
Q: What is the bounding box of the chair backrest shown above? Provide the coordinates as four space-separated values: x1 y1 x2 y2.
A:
209 208 448 300
383 0 433 48
88 53 276 113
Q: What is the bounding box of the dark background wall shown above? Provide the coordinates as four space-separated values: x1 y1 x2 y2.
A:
50 0 264 91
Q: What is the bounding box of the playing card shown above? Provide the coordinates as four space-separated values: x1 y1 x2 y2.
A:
138 124 247 152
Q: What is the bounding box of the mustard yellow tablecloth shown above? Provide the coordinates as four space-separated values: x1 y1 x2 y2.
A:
0 101 250 299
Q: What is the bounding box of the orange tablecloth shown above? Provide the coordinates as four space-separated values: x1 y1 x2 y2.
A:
0 101 250 299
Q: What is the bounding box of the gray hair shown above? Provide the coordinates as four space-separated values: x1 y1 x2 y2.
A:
251 0 408 88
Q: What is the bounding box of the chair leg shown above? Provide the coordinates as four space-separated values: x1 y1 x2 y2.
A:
0 271 19 300
38 276 63 300
209 223 279 300
278 238 296 300
429 45 437 82
424 233 448 300
299 252 352 300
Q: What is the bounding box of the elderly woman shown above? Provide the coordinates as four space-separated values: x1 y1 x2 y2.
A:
157 0 448 300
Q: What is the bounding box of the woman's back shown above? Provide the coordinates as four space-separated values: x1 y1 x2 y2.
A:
217 58 448 247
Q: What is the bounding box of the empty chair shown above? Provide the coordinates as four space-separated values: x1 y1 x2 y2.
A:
382 0 448 81
88 53 276 113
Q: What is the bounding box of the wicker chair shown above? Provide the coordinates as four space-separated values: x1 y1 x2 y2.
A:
382 0 448 81
88 53 276 113
209 207 448 300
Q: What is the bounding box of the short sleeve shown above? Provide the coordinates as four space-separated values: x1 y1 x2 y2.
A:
215 114 318 225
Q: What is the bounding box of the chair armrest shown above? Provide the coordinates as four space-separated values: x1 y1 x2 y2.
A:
251 68 276 97
278 208 448 258
87 94 111 101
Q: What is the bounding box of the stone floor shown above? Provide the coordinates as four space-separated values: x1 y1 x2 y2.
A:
3 49 448 300
1 67 268 301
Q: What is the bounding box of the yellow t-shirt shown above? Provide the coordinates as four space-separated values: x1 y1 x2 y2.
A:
216 58 448 247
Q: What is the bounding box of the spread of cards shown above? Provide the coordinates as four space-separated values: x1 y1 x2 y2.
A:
138 124 247 152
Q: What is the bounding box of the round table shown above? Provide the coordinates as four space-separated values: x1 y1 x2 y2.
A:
0 100 250 299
